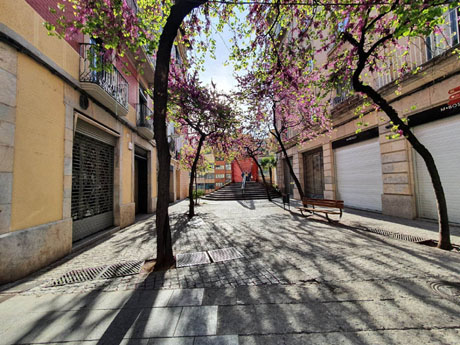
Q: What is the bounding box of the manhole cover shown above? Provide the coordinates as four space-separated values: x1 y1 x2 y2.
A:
208 247 243 262
430 281 460 299
47 261 142 286
176 252 211 267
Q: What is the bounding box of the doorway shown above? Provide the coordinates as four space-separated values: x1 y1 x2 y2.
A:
303 148 324 199
135 146 148 214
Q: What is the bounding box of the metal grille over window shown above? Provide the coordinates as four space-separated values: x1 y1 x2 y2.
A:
72 132 114 242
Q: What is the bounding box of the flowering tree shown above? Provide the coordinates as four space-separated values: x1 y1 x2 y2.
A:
237 63 331 199
306 1 458 250
169 65 237 218
178 142 212 205
236 0 458 249
47 0 460 265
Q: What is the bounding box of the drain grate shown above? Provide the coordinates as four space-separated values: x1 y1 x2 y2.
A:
100 261 142 279
363 228 426 243
176 252 211 267
47 261 142 286
208 247 243 262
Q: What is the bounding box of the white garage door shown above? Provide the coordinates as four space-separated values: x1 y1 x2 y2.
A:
335 138 383 211
413 115 460 224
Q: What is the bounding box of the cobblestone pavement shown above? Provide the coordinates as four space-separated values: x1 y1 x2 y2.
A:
2 198 459 297
2 198 460 344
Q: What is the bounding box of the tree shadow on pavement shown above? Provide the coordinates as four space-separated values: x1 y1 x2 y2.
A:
3 200 460 345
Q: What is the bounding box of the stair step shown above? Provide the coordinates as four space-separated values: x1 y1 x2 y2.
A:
202 182 280 201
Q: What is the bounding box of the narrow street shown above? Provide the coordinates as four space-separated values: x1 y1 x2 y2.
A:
1 199 460 344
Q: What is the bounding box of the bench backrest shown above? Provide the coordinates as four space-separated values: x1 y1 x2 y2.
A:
302 197 344 208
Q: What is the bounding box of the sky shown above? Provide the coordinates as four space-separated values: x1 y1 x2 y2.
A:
196 12 245 94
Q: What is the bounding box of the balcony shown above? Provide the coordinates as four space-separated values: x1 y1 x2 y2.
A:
79 43 129 116
332 94 349 106
137 103 154 140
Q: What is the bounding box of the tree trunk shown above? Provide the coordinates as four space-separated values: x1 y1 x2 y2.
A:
350 56 452 250
250 154 272 201
194 169 198 205
271 103 304 198
153 0 206 268
188 136 205 218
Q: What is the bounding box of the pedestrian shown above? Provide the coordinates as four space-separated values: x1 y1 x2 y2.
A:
248 172 252 181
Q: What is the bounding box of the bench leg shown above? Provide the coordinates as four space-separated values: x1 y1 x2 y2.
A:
325 210 342 223
300 209 312 217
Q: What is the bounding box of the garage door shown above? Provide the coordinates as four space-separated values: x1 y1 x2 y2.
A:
71 120 116 242
335 138 383 211
413 115 460 224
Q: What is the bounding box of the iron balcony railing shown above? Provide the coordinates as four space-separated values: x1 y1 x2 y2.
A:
79 43 129 109
332 94 349 106
137 103 153 130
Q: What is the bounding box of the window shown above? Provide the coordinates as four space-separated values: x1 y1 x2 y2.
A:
216 174 225 179
205 173 214 179
226 173 232 179
333 78 352 106
216 182 224 187
205 183 215 190
426 7 459 60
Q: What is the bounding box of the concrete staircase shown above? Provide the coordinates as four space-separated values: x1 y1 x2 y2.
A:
203 182 280 201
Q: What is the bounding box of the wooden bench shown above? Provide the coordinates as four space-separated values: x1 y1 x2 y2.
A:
298 197 344 223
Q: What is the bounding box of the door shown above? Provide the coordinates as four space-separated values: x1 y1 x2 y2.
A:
335 138 383 211
72 131 114 242
413 115 460 223
303 149 324 199
135 148 148 214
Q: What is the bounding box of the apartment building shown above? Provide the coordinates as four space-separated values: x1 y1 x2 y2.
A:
214 160 232 189
0 0 186 283
193 154 232 193
277 7 460 225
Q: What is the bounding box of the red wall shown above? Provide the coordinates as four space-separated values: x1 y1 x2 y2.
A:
26 0 82 52
116 58 139 108
232 159 258 182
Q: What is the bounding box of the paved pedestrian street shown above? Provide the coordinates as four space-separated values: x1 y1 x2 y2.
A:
1 199 460 344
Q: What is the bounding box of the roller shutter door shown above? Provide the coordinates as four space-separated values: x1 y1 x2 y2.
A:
72 122 115 242
413 115 460 224
335 138 383 211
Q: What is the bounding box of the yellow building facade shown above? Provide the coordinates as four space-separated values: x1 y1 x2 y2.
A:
0 0 189 284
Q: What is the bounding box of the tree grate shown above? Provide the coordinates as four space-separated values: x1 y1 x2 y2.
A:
176 252 211 268
46 261 142 287
208 247 244 262
362 228 426 243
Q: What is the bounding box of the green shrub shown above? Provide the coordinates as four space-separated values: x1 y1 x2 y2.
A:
192 190 205 199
